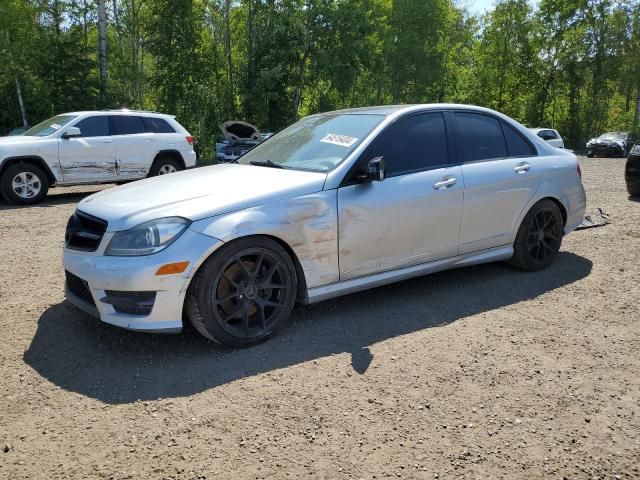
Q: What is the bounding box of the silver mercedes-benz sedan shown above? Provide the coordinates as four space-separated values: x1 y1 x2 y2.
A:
63 104 586 347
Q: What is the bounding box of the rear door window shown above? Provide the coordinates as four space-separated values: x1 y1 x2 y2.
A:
143 117 175 133
454 112 507 162
74 116 110 137
110 115 146 135
364 112 449 176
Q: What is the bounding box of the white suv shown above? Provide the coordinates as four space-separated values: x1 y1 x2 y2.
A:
0 110 197 205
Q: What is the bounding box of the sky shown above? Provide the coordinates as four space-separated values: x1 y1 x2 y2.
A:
462 0 540 15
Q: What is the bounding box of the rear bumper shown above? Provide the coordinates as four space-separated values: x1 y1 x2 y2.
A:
563 185 587 234
63 229 223 333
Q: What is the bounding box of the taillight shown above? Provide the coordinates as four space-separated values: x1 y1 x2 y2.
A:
577 163 582 178
185 136 194 145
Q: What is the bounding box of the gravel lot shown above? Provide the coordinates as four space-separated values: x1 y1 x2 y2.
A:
1 157 639 479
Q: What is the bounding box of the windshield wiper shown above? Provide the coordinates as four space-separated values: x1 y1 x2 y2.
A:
249 160 289 169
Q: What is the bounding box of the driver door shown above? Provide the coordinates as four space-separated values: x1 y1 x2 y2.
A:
59 115 117 182
337 112 464 280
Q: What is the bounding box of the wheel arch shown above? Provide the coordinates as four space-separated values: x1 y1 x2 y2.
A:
0 156 58 185
151 150 186 171
185 233 309 306
513 195 568 242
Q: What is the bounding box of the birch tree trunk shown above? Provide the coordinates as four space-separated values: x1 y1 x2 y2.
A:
15 77 28 126
98 0 108 107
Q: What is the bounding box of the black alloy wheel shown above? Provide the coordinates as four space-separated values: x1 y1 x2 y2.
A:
187 237 297 347
509 199 563 271
526 208 562 264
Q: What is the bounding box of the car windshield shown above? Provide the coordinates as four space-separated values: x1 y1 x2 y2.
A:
238 113 384 172
23 115 77 137
599 132 626 141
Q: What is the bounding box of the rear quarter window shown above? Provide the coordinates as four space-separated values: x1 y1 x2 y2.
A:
503 122 537 157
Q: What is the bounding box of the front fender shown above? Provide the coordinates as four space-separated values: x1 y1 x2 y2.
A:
190 191 339 289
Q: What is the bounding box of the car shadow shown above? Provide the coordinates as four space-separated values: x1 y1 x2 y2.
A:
0 187 112 210
24 252 592 404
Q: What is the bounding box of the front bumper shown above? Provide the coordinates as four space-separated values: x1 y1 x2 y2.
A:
63 228 223 333
587 144 623 156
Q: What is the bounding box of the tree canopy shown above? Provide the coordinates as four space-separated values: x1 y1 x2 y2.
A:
1 0 639 155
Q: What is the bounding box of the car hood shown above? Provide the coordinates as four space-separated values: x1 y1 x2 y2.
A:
0 135 43 145
221 120 261 142
77 164 327 232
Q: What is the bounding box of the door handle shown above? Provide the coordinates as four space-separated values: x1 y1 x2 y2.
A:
101 139 113 144
514 162 530 174
433 177 457 190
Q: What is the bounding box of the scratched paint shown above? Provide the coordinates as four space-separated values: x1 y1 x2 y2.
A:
197 191 339 288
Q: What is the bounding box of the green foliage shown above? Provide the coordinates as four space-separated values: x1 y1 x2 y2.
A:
1 0 639 151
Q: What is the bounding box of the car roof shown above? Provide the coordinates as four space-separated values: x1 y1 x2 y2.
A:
61 110 173 118
319 103 524 118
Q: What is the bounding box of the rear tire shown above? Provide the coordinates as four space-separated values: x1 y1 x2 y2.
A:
0 163 49 205
148 155 182 177
186 237 297 347
508 199 563 271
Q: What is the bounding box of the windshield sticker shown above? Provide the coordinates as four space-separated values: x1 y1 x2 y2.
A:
320 133 359 148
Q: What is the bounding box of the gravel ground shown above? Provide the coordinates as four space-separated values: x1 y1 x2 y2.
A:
1 157 639 480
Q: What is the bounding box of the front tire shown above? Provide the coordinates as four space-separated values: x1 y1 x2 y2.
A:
508 199 563 271
148 155 182 177
186 237 297 347
0 163 49 205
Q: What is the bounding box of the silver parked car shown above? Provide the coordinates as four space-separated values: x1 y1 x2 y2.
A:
63 104 586 347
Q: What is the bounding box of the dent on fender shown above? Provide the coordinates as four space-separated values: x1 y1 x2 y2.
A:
194 191 339 288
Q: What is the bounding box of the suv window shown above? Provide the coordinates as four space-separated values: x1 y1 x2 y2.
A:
454 112 507 162
503 122 536 157
143 117 175 134
363 112 448 176
75 116 110 137
111 115 146 135
538 129 558 140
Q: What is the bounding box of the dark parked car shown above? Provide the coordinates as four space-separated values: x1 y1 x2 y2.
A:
586 132 632 158
626 143 640 196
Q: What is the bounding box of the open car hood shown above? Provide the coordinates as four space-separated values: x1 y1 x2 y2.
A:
221 120 261 142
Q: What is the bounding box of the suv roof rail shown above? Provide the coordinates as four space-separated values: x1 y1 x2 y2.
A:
100 108 164 114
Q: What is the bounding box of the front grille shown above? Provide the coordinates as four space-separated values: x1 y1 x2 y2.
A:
65 270 95 306
65 211 107 252
101 290 156 315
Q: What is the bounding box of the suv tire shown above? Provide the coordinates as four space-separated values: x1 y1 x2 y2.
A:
149 155 182 177
0 163 49 205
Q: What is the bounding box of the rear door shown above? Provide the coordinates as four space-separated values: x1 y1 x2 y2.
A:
110 115 155 179
454 111 539 254
337 111 464 280
59 115 116 182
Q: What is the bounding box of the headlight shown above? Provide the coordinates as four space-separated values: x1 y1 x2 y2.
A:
105 217 191 256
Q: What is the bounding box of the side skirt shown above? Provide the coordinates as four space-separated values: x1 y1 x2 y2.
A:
305 245 513 304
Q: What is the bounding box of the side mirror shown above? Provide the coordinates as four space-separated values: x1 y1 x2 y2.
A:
62 127 81 139
357 156 385 182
